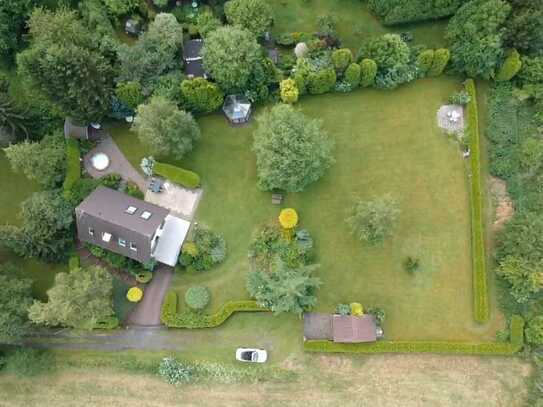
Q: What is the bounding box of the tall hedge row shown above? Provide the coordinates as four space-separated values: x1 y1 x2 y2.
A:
62 139 81 198
304 315 524 354
465 79 489 323
367 0 468 25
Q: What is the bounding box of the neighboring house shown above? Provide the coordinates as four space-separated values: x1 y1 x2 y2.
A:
303 313 383 343
183 39 207 79
76 186 190 267
64 118 103 141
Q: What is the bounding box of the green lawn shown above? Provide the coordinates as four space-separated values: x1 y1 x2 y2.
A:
270 0 449 50
112 76 503 342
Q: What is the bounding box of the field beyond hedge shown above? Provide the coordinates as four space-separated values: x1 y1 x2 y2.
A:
113 76 503 342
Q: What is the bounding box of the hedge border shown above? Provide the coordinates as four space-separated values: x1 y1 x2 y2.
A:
161 291 268 328
304 315 524 355
154 161 201 189
465 79 489 323
62 139 81 198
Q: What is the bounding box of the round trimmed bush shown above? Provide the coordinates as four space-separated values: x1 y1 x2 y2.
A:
136 271 153 284
185 286 211 310
127 287 143 302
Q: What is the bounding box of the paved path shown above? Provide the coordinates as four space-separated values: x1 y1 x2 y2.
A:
126 266 173 327
83 136 147 191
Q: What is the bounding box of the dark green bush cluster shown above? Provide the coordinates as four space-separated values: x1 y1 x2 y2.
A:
158 357 194 385
65 173 122 206
124 181 144 200
185 286 211 311
62 139 81 199
161 300 268 328
0 348 53 377
161 290 178 324
179 224 226 272
135 271 153 284
465 79 489 323
367 0 466 25
304 315 524 354
153 161 201 189
86 243 143 274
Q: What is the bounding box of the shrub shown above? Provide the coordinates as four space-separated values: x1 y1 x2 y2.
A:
127 287 143 302
153 161 201 189
359 58 377 87
88 244 106 258
69 256 80 271
518 56 543 84
526 316 543 346
125 181 144 199
94 316 119 329
465 79 489 323
115 81 144 110
367 307 386 325
100 173 122 189
307 68 337 95
136 271 153 284
428 48 450 76
350 302 364 316
344 63 361 88
2 348 53 377
448 90 471 105
185 286 211 311
346 195 400 245
62 139 81 198
179 224 226 272
403 256 420 273
280 78 299 104
158 357 194 385
180 78 224 114
336 303 351 315
358 34 409 71
161 291 178 323
496 49 522 82
331 48 353 73
416 49 434 75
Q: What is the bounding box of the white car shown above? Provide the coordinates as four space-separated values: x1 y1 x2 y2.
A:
235 348 268 363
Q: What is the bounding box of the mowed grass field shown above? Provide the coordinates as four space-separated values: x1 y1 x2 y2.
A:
113 76 503 341
270 0 449 50
0 351 531 407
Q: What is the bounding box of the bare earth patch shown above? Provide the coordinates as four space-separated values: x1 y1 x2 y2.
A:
0 355 531 407
489 176 514 231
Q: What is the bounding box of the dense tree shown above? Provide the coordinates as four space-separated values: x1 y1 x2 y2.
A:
505 1 543 56
17 8 114 123
279 78 299 104
496 211 543 263
518 56 543 85
28 265 114 329
346 195 400 245
132 96 200 160
180 78 224 114
201 26 262 93
117 13 183 94
252 104 335 192
360 58 378 87
0 264 33 343
196 10 222 38
0 191 73 262
495 256 543 304
526 316 543 346
247 261 321 315
102 0 139 16
115 81 145 110
0 0 36 57
0 93 29 140
4 133 65 189
367 0 466 25
224 0 273 37
445 0 511 79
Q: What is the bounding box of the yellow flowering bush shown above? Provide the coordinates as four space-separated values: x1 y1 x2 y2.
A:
127 287 143 302
350 302 364 316
279 208 299 229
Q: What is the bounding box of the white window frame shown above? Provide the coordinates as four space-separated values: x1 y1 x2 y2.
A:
88 227 94 236
118 238 127 247
129 242 137 252
125 206 137 215
141 211 152 220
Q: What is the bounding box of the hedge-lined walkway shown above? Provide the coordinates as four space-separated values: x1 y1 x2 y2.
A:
83 135 146 191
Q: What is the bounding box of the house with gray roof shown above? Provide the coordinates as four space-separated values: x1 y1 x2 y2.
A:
183 39 207 79
76 186 190 267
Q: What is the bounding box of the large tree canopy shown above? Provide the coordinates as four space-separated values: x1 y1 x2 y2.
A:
28 265 114 329
224 0 273 37
132 96 200 160
117 13 183 94
445 0 511 79
202 26 262 93
17 8 114 123
252 104 335 192
0 191 73 262
0 264 33 343
505 0 543 55
0 0 36 57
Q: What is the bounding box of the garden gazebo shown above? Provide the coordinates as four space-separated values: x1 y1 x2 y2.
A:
223 94 252 124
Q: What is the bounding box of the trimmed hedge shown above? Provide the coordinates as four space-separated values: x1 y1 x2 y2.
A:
465 79 489 323
304 315 524 355
62 139 81 198
367 0 465 26
161 295 269 328
154 161 201 189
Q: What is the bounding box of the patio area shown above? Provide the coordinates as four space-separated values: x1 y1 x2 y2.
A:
145 182 202 220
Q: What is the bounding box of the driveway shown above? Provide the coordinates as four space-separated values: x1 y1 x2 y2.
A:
126 266 173 327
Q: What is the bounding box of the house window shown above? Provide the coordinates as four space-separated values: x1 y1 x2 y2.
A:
88 227 94 236
129 242 137 252
102 232 112 243
125 206 137 215
118 238 126 247
141 211 152 220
